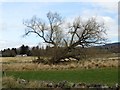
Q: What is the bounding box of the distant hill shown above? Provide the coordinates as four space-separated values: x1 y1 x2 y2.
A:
98 42 120 53
104 42 120 47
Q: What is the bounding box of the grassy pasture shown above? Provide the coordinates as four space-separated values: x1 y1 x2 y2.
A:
0 56 36 63
4 68 118 86
1 55 119 87
0 53 119 63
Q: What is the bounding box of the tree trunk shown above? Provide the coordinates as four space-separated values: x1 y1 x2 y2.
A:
49 46 80 64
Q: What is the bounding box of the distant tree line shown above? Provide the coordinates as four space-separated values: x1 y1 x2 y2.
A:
1 43 119 57
1 48 17 57
1 45 44 57
1 45 65 57
1 45 29 57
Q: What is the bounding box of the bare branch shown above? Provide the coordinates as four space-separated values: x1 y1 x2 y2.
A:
63 39 68 47
23 12 107 63
67 17 107 48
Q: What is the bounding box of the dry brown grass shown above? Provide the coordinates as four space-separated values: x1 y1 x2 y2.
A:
2 57 119 71
26 81 41 88
2 76 43 88
2 76 54 88
0 56 35 63
2 76 22 88
0 77 2 89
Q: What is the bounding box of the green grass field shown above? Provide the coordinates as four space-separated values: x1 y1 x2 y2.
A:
5 68 118 86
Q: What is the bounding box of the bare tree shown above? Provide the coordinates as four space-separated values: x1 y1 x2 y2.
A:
23 11 107 64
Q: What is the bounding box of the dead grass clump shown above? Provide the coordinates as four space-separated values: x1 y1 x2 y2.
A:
78 58 119 69
3 76 43 88
2 76 22 88
22 63 38 71
68 63 77 69
26 81 41 88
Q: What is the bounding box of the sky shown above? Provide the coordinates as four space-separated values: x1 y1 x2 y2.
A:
0 0 119 50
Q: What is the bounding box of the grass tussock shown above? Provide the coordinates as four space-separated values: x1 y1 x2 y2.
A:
2 76 22 88
26 81 41 88
2 76 38 88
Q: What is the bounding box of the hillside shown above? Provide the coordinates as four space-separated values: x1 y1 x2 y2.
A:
98 42 120 53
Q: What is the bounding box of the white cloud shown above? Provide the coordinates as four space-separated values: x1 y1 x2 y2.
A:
94 2 118 14
100 16 118 42
78 2 118 42
88 15 118 42
88 2 117 16
98 17 117 40
98 2 117 10
66 14 118 43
